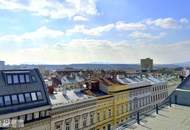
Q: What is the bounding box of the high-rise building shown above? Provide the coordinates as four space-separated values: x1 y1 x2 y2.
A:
141 58 153 72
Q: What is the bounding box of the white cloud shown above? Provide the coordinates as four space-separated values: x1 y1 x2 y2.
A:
180 18 189 24
67 24 114 36
0 0 98 19
0 26 64 42
129 31 167 41
73 16 89 21
115 21 146 31
145 18 177 29
1 39 190 64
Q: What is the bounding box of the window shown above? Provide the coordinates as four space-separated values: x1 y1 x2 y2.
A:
31 92 37 101
27 113 33 121
13 75 19 84
11 95 18 104
55 121 62 130
36 92 43 100
90 112 94 124
4 96 11 105
19 74 25 83
31 76 36 82
97 113 100 122
18 94 25 103
19 115 25 122
103 111 106 119
108 109 111 117
65 119 71 130
24 93 31 102
25 74 30 83
33 112 39 119
82 114 87 127
74 117 79 129
7 75 12 84
0 97 4 107
40 111 45 118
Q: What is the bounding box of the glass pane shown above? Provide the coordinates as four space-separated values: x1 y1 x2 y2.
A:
0 97 4 107
11 95 18 104
27 114 32 121
18 94 25 103
13 75 19 84
19 74 25 83
31 93 37 101
37 92 43 100
24 93 31 102
25 74 30 83
7 75 12 84
4 96 11 105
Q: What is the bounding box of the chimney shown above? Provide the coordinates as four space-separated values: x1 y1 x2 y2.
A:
48 86 54 94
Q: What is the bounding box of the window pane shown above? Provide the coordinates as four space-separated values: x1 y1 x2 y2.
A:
37 92 43 100
24 93 31 102
18 94 25 103
34 112 39 119
4 96 11 105
19 74 25 83
0 97 4 107
31 93 37 101
25 74 30 83
40 111 45 118
13 75 19 84
7 75 12 84
27 113 32 121
11 95 18 104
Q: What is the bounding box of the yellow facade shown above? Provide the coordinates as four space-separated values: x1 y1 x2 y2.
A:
98 79 129 128
95 95 114 130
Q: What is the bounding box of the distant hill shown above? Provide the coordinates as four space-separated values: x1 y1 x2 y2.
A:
175 61 190 67
4 63 182 71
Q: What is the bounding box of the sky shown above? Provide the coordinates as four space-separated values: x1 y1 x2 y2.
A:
0 0 190 65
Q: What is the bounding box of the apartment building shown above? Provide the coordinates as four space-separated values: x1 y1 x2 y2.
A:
0 69 51 130
49 89 97 130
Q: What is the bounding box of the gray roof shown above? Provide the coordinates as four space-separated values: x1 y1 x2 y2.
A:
49 89 95 108
0 69 50 115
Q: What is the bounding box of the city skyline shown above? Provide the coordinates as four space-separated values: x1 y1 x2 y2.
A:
0 0 190 64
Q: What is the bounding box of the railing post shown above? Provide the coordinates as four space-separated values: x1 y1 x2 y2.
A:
136 111 140 124
169 97 172 107
156 104 158 114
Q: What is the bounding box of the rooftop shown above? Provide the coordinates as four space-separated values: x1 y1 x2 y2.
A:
122 105 190 130
49 89 95 108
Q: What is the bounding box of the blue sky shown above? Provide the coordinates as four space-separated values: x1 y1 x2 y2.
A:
0 0 190 64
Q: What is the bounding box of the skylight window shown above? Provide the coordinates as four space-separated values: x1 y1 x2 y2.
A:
7 75 12 84
11 95 18 105
36 92 43 100
25 74 30 83
19 74 25 83
18 94 25 103
24 93 31 102
31 92 37 101
13 75 19 84
0 97 4 107
4 96 11 106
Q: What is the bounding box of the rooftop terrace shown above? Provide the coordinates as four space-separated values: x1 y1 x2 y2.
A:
121 105 190 130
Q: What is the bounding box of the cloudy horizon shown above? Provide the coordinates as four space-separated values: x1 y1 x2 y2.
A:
0 0 190 65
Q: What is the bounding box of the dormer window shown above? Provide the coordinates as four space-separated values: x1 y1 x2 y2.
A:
19 74 25 83
5 72 31 85
4 96 11 106
25 74 30 83
13 75 19 84
7 75 12 84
